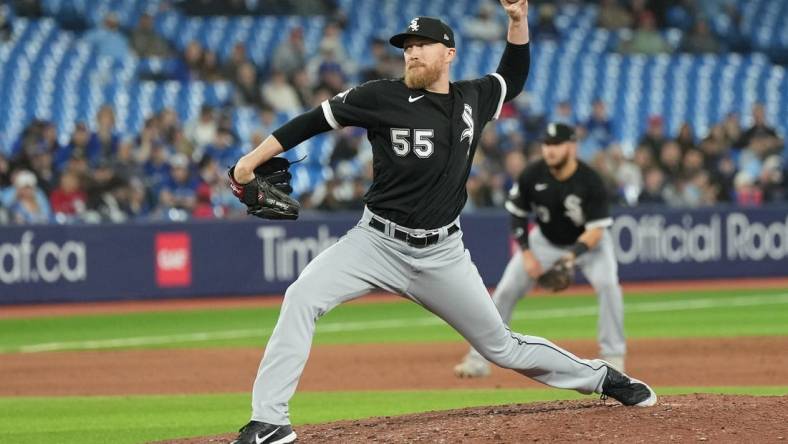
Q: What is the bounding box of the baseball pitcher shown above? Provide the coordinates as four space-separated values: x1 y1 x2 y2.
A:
227 2 655 443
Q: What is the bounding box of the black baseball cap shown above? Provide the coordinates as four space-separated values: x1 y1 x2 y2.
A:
390 16 455 48
542 122 577 145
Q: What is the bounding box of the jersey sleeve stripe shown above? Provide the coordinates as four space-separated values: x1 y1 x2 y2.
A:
585 217 613 230
321 100 342 130
490 73 507 120
505 200 528 218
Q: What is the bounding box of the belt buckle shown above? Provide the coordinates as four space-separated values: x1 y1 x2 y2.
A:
406 231 436 248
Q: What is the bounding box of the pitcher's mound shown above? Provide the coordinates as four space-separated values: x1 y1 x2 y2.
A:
163 394 787 443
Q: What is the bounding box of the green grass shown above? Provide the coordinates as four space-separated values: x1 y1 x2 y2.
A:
1 287 787 442
1 288 787 353
1 387 786 443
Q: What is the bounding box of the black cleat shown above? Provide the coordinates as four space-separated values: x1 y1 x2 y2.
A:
231 421 297 444
601 364 657 407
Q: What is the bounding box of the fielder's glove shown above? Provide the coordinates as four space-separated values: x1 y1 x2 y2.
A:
229 157 300 220
537 256 574 292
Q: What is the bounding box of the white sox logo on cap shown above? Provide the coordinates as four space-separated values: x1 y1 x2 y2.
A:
409 18 419 31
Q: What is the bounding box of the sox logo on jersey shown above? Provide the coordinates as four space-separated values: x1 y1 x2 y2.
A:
460 103 474 156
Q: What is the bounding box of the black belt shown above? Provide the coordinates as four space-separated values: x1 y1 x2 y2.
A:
368 217 459 248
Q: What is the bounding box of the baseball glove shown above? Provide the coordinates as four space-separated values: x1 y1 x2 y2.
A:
537 257 574 292
229 157 300 220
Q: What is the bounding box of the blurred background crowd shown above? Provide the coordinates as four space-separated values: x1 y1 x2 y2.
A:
0 0 785 225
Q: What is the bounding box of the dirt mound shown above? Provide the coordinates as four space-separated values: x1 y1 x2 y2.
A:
162 394 787 443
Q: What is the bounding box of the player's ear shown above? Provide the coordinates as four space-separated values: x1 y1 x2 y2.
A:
445 47 456 63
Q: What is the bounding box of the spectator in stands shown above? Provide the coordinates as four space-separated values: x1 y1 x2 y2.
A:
315 60 347 96
0 152 11 188
632 144 657 171
665 0 694 31
659 140 683 178
619 11 670 55
550 100 574 125
157 108 181 144
192 182 215 219
680 20 721 54
185 105 218 150
84 161 126 222
639 115 667 160
110 136 141 181
698 125 728 167
49 169 86 220
233 62 268 109
90 105 120 163
261 70 302 113
533 4 560 41
502 149 527 192
610 146 643 205
203 128 242 169
736 103 783 154
721 112 742 148
463 2 504 42
130 13 172 58
675 122 696 153
0 6 12 42
682 170 717 207
579 99 614 159
143 141 171 192
733 171 762 206
8 169 52 224
200 50 225 82
638 167 667 205
597 0 633 30
250 106 277 140
330 127 364 166
12 0 42 18
359 37 401 83
174 40 204 82
290 69 315 108
28 145 55 195
760 155 785 202
712 155 737 202
135 116 161 165
83 13 130 61
157 153 198 217
682 149 705 180
123 177 150 220
465 167 495 211
475 126 505 175
55 123 92 171
222 42 250 83
40 121 62 156
590 151 622 203
271 27 307 76
195 154 221 202
317 22 351 73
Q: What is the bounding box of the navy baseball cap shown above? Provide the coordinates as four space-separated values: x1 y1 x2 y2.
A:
542 122 577 145
390 16 455 48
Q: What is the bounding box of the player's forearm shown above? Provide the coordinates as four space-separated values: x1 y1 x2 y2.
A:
494 2 530 102
235 106 334 183
506 10 530 45
510 214 530 250
496 42 530 102
234 135 285 183
577 227 604 250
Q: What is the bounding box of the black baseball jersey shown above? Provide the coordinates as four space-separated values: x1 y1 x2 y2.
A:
506 160 612 246
321 74 508 229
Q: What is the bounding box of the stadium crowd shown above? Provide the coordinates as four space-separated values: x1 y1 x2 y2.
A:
0 0 785 225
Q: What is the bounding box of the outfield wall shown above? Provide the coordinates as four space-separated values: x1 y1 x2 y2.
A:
1 206 787 304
